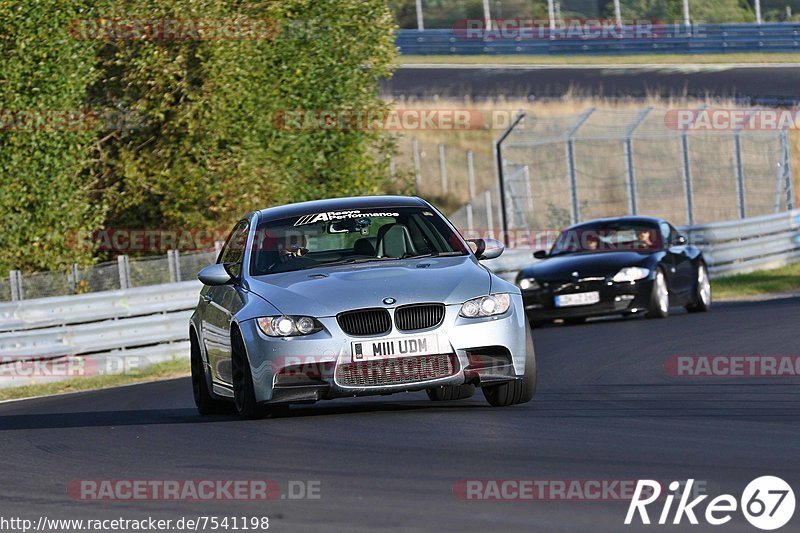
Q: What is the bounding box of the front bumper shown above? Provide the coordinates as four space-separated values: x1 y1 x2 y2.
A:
237 294 530 403
521 278 654 321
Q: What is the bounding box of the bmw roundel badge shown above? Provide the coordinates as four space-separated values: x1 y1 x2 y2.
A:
383 297 396 305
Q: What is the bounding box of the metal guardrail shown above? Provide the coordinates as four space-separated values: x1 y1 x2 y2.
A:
0 210 797 388
397 23 800 55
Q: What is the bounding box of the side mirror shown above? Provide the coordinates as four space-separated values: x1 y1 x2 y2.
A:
467 238 504 260
533 250 548 259
673 234 687 246
198 263 233 286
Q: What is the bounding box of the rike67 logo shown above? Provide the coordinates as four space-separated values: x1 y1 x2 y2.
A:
626 477 795 530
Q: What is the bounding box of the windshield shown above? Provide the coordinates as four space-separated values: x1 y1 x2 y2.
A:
249 206 469 275
550 222 662 255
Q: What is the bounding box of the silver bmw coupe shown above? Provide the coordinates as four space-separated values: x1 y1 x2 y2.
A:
190 196 536 418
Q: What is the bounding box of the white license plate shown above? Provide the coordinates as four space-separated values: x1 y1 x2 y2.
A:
351 335 439 361
555 291 600 307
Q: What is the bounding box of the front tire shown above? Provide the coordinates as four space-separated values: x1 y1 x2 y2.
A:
646 267 669 319
686 262 711 313
482 326 537 407
231 329 272 419
426 384 475 401
191 330 228 416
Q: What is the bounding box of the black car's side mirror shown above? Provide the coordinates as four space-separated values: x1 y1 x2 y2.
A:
533 250 548 259
672 234 687 246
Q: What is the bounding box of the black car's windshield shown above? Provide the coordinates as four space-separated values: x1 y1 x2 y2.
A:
550 222 663 256
250 206 469 275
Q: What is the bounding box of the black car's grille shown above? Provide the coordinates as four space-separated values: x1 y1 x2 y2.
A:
337 308 392 336
336 354 456 387
395 304 445 331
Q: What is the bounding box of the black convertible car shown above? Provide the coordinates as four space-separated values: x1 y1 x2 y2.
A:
516 216 710 325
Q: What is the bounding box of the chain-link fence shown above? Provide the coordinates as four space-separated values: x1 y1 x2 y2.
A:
4 249 218 302
497 107 794 231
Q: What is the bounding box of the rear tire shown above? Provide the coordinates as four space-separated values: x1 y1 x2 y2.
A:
426 384 475 401
191 330 228 416
646 268 669 319
482 326 536 407
686 262 711 313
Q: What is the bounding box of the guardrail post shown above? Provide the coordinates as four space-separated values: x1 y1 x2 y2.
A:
564 108 595 225
412 138 422 193
9 270 23 301
623 107 651 215
117 255 130 290
438 144 448 194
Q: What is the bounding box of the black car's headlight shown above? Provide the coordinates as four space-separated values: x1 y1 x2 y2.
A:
612 267 650 283
518 277 540 291
459 294 511 318
257 316 322 337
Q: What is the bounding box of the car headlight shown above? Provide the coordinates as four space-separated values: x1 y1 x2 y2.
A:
257 316 322 337
518 278 540 291
459 294 511 318
612 267 650 283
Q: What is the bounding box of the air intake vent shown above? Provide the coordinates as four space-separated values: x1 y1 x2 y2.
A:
336 354 456 387
395 304 445 331
337 308 392 336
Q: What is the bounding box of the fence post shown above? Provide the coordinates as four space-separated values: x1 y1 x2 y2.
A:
783 130 794 210
412 138 422 193
733 132 746 219
118 255 130 290
467 150 476 200
69 263 79 293
681 131 695 226
438 143 448 194
389 157 396 180
485 189 494 233
564 108 595 225
9 270 23 301
623 107 651 215
167 249 182 283
523 165 534 212
466 202 474 232
494 111 525 235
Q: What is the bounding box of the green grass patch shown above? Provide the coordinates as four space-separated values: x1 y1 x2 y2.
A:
0 357 189 403
713 263 800 300
398 53 800 66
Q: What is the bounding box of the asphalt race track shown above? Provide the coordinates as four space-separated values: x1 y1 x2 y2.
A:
1 297 799 532
385 65 800 104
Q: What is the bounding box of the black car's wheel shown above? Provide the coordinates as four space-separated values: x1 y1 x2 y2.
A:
483 327 536 407
191 330 228 416
686 262 711 313
646 267 669 319
426 384 475 401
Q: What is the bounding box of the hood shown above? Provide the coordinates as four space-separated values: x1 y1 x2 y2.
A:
520 251 656 281
246 256 490 317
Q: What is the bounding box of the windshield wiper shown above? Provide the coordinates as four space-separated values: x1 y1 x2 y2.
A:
404 251 466 259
